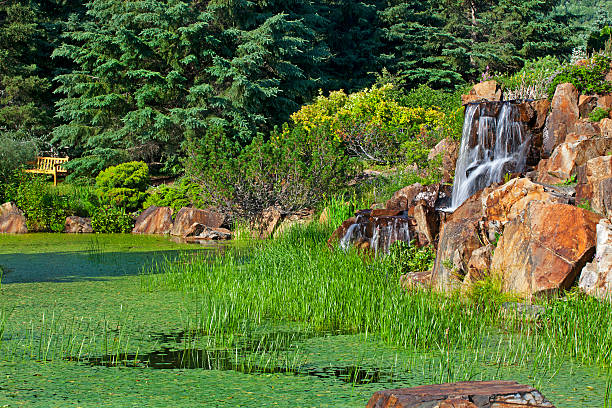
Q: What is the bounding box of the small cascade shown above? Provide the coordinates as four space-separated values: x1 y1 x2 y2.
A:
338 209 411 254
450 101 530 209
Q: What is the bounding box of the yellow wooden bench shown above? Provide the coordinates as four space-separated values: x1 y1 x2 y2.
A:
24 157 69 186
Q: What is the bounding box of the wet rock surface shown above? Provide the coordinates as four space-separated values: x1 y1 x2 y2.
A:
133 206 173 234
0 202 27 234
366 381 555 408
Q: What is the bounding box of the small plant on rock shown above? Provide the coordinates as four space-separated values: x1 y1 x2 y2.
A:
589 107 610 122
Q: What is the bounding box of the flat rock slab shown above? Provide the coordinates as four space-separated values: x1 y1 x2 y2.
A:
366 381 555 408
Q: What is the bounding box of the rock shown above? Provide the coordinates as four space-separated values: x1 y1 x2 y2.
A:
601 118 612 138
464 245 493 285
274 209 314 237
578 218 612 299
132 206 173 234
386 183 424 210
431 189 489 291
198 226 232 241
483 178 568 224
428 138 459 183
578 95 598 118
253 206 282 239
64 216 93 233
575 155 612 215
598 94 612 111
491 202 601 296
536 137 612 184
530 99 551 130
0 202 27 234
544 83 579 157
413 203 440 246
572 119 601 139
400 271 432 290
319 207 330 225
169 207 225 237
592 177 612 217
366 381 555 408
461 80 502 104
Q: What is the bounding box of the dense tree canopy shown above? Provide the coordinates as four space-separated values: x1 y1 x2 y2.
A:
0 0 598 177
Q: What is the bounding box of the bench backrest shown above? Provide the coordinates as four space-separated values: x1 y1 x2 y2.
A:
35 157 69 172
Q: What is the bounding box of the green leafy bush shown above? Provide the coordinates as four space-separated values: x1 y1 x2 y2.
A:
3 173 68 232
95 161 150 211
56 184 100 218
91 206 134 233
0 133 36 191
143 179 203 212
548 54 612 97
385 241 436 274
497 56 562 100
185 124 360 217
590 107 610 122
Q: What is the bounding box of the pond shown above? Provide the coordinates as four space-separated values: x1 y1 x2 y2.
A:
0 234 609 407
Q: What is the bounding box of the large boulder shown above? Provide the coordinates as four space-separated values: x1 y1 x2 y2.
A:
132 206 173 234
537 137 612 184
169 207 225 237
366 381 556 408
484 178 568 224
578 218 612 299
428 138 459 183
64 216 93 233
491 202 601 296
386 183 447 212
431 189 489 291
601 118 612 138
461 80 502 104
463 244 494 286
578 95 598 118
0 202 27 234
592 178 612 217
544 83 579 158
252 206 282 239
575 155 612 216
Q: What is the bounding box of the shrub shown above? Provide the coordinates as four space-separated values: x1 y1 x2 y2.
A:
385 240 436 274
0 133 36 189
95 161 150 211
185 124 360 218
547 54 612 98
3 173 68 232
91 206 134 233
590 107 610 122
143 179 203 212
498 56 562 100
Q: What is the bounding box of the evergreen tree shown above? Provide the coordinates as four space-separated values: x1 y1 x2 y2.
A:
0 0 53 142
379 0 464 89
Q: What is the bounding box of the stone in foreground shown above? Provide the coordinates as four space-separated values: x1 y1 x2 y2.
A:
366 381 555 408
64 216 93 233
170 207 225 237
133 206 174 234
0 202 27 234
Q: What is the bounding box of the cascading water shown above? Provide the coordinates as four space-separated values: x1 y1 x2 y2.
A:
338 210 411 254
450 102 530 209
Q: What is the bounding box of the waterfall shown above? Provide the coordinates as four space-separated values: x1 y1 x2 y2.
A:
338 210 411 254
450 102 530 209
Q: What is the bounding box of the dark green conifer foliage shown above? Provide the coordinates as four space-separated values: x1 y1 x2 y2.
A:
0 0 53 142
379 0 464 89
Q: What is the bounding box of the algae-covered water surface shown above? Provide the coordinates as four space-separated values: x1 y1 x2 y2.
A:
0 233 610 407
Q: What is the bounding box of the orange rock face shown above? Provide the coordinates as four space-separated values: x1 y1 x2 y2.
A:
491 202 601 296
461 80 502 104
169 207 225 237
132 206 173 234
0 202 27 234
537 138 612 184
484 178 566 224
544 83 579 157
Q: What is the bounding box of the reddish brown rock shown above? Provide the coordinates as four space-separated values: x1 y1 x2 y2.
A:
428 138 459 183
366 381 555 408
169 207 225 237
413 203 439 246
400 271 432 290
592 177 612 217
274 209 314 237
530 99 551 130
578 218 612 299
327 216 357 248
544 83 579 157
536 138 612 184
0 202 27 234
491 202 601 296
572 119 601 139
601 118 612 138
578 95 597 118
484 178 567 224
386 183 424 210
464 245 493 285
132 206 173 234
252 206 282 239
598 94 612 111
431 189 489 291
575 155 612 214
187 226 232 241
64 216 93 233
461 80 502 104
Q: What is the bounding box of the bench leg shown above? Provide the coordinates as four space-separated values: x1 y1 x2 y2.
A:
53 170 57 186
